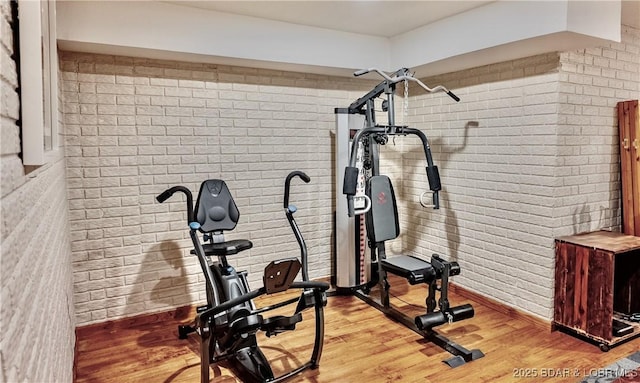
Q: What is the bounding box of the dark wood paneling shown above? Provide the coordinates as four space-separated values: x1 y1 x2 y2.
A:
554 241 568 324
586 249 614 341
573 245 590 330
564 243 577 326
619 100 640 237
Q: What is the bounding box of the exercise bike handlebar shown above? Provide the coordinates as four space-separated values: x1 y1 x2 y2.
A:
353 67 460 102
156 186 194 223
284 171 310 209
284 170 312 282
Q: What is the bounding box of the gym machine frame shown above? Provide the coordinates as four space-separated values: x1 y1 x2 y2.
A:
334 68 484 367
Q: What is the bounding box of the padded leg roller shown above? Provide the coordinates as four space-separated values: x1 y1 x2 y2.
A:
415 304 475 330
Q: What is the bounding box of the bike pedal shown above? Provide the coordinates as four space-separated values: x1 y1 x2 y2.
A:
178 324 195 339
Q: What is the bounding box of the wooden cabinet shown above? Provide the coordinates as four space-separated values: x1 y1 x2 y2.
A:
554 231 640 350
618 100 640 236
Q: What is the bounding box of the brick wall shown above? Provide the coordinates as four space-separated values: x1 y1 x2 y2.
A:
0 1 75 382
402 53 563 318
60 52 373 324
400 25 639 319
555 24 640 236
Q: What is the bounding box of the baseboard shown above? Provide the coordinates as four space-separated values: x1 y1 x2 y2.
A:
73 332 78 381
75 305 195 338
449 283 552 331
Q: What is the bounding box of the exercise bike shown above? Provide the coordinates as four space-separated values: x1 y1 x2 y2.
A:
156 171 328 383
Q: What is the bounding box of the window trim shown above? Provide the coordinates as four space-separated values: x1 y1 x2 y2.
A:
18 0 59 166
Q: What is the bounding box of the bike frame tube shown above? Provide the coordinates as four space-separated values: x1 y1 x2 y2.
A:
286 211 309 282
189 228 221 307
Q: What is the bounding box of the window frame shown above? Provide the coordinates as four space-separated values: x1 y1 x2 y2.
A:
18 0 59 166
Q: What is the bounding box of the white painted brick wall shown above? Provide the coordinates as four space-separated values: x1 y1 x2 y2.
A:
61 52 373 325
555 25 640 236
396 53 561 318
400 25 639 320
0 1 75 382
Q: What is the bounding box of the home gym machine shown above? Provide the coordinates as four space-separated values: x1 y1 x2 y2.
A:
157 171 329 383
334 67 484 367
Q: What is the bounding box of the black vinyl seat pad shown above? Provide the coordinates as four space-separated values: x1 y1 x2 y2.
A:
190 239 253 256
381 255 436 284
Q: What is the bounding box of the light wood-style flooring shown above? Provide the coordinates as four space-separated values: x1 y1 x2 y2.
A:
75 277 640 383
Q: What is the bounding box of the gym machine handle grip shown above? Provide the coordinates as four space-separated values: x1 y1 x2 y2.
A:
343 167 359 217
284 171 310 209
447 91 460 102
426 166 441 192
343 167 359 196
353 69 369 77
420 191 440 210
425 166 441 210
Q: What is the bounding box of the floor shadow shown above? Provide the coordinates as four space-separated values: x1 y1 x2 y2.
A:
133 241 192 350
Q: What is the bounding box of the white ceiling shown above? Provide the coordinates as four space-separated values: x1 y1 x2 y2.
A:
170 0 639 36
167 1 495 37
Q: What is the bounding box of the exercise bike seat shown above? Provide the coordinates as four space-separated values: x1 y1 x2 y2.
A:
190 240 253 257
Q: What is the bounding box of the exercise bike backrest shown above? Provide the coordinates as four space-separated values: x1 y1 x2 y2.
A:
195 180 240 233
156 180 240 234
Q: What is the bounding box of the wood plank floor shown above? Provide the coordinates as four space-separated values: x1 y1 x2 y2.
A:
75 277 640 383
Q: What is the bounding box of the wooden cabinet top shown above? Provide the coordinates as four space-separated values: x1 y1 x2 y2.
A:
556 230 640 254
